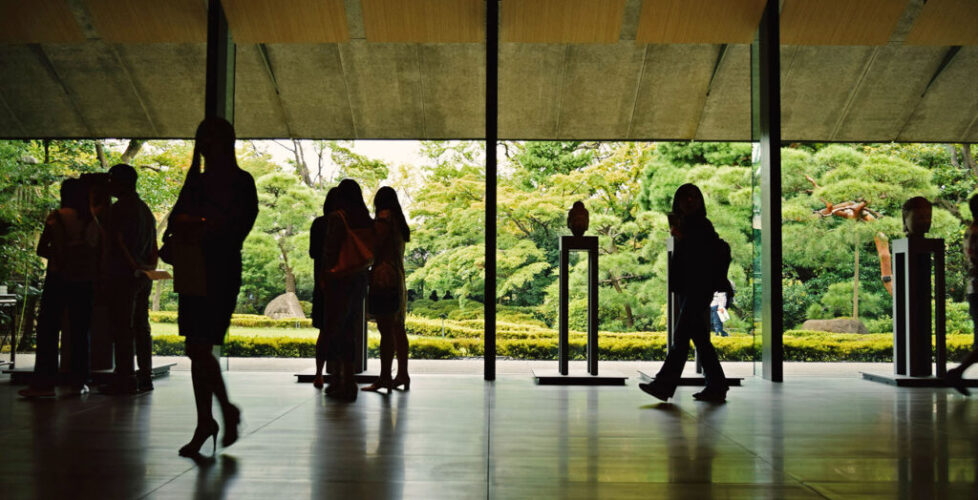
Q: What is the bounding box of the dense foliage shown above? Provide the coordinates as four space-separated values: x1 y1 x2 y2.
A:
2 139 976 353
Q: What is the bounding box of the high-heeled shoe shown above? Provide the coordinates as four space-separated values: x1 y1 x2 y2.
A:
391 376 411 391
222 404 241 448
361 378 393 393
179 419 219 457
312 375 324 389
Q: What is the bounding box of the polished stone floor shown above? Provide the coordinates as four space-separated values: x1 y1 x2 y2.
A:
1 372 975 499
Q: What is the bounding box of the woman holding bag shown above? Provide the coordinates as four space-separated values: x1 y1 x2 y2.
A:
363 187 411 393
165 117 258 456
322 179 374 401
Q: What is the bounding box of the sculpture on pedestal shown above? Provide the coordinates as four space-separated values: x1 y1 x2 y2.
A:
568 201 589 237
891 196 946 378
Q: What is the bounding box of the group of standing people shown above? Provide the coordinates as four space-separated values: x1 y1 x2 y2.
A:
19 163 158 398
308 182 412 401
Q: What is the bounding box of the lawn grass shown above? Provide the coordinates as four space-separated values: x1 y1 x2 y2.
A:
150 322 380 339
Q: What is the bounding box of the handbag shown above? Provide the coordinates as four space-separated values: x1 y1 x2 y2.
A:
163 230 206 296
324 211 374 279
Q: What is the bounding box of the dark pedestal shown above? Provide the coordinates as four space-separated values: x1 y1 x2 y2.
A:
558 236 599 376
890 237 946 379
5 363 176 385
294 373 380 384
532 368 626 386
860 371 978 388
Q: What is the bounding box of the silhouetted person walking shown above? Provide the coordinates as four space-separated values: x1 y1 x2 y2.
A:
101 164 157 394
322 179 373 401
946 194 978 395
310 187 339 389
19 179 98 398
640 184 731 403
363 187 411 393
166 118 257 456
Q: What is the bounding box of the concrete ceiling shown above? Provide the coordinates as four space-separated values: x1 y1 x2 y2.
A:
0 0 976 142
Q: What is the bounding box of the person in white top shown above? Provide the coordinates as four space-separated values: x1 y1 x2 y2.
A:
710 290 728 337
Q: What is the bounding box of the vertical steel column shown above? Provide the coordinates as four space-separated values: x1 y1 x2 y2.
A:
751 0 783 382
484 0 498 381
205 0 234 366
205 0 235 121
587 245 599 375
558 244 569 375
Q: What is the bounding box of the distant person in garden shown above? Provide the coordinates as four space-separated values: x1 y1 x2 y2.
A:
709 288 729 337
101 164 157 394
165 117 258 456
19 179 99 398
309 187 339 389
946 194 978 395
363 187 411 393
321 178 373 401
639 183 731 403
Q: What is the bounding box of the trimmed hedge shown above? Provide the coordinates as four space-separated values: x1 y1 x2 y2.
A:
151 332 978 362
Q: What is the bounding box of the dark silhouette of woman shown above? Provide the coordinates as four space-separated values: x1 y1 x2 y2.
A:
169 117 258 455
18 178 98 398
363 187 411 392
310 187 339 389
322 179 373 401
639 184 729 402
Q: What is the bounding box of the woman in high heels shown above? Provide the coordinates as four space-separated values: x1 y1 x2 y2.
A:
167 118 258 456
363 187 411 393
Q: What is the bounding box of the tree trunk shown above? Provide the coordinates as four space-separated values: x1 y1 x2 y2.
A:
291 139 315 188
95 141 109 169
152 280 162 311
279 241 296 293
607 272 635 329
120 139 145 164
946 144 960 168
963 144 977 179
853 235 860 320
601 236 634 328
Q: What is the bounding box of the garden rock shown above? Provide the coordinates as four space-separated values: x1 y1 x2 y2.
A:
801 318 868 334
264 292 305 320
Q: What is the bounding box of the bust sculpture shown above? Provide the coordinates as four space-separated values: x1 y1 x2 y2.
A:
902 196 932 237
568 201 589 237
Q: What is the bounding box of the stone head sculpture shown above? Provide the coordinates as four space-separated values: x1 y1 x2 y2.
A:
568 201 589 237
902 196 932 237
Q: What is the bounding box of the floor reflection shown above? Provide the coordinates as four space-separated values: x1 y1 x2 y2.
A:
5 373 978 499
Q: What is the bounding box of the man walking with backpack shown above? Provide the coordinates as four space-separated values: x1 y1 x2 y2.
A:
639 184 731 403
102 164 157 394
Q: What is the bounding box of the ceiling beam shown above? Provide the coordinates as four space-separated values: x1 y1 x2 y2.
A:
829 48 881 141
895 45 963 139
65 0 160 137
256 44 295 138
29 44 96 137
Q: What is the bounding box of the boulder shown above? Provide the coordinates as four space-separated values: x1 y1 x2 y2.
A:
263 292 305 320
800 318 869 334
